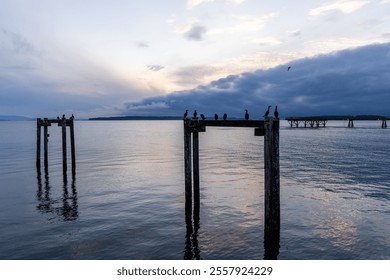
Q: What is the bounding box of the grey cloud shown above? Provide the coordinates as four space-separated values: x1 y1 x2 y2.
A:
0 28 42 57
147 65 165 72
135 41 149 48
123 43 390 118
173 65 221 86
290 30 301 37
184 25 207 41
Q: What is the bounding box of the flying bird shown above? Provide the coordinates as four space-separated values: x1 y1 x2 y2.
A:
183 110 188 119
193 110 197 119
200 114 206 120
245 109 249 120
287 66 291 71
214 114 219 120
274 106 279 118
264 105 271 117
223 113 227 120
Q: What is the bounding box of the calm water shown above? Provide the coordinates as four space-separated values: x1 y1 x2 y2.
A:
0 120 389 260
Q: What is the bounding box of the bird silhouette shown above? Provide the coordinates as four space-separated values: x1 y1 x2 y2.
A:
274 106 279 118
70 114 75 120
62 114 65 119
193 110 198 119
223 113 227 120
287 66 291 71
264 105 271 117
245 109 249 120
183 110 188 119
214 114 219 120
200 114 206 120
57 116 60 120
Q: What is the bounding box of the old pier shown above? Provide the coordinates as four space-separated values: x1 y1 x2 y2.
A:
36 117 76 175
183 116 280 259
286 115 389 128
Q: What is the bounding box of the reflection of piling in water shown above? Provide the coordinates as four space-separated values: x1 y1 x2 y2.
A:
183 116 280 259
184 194 200 260
36 168 78 221
36 117 76 175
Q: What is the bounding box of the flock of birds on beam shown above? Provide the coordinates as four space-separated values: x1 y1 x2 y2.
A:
183 106 279 120
57 114 75 120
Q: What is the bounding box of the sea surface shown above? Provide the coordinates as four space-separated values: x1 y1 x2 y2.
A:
0 120 389 260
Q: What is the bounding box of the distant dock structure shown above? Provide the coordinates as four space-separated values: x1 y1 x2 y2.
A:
36 116 76 175
286 115 388 128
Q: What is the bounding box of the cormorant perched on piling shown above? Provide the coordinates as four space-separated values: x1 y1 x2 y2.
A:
57 116 60 120
193 110 198 119
214 113 219 120
70 114 75 120
62 114 65 119
200 114 206 120
183 110 188 119
245 109 249 120
264 106 271 117
274 106 279 118
223 113 227 120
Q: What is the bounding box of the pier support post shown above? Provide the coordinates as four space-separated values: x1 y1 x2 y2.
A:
61 118 67 174
184 120 192 217
70 119 76 175
43 118 49 169
193 130 200 214
382 119 387 129
263 117 280 259
36 119 41 169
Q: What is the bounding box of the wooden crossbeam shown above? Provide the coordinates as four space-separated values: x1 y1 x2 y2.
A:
186 119 265 128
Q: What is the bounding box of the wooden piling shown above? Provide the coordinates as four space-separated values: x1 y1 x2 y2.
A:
263 117 280 259
184 120 192 216
183 117 280 258
61 118 67 174
70 119 76 174
193 131 200 213
36 119 41 169
43 118 49 168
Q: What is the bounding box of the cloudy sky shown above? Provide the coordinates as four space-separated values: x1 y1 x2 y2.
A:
0 0 389 118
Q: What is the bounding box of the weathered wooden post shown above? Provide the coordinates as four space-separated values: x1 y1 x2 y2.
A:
184 120 192 217
36 118 41 169
193 130 200 213
61 117 67 174
263 116 280 259
43 118 50 168
70 119 76 174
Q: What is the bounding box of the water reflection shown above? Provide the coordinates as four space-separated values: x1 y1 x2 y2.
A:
36 168 78 221
184 201 200 259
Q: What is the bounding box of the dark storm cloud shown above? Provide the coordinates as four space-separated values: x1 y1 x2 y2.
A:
184 25 207 41
123 43 390 118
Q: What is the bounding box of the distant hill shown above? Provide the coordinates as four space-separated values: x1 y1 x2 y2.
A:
0 115 34 121
89 116 183 121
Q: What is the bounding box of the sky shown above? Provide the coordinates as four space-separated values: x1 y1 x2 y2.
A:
0 0 389 118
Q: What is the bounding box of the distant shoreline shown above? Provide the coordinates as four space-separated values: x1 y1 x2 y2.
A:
89 116 183 121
